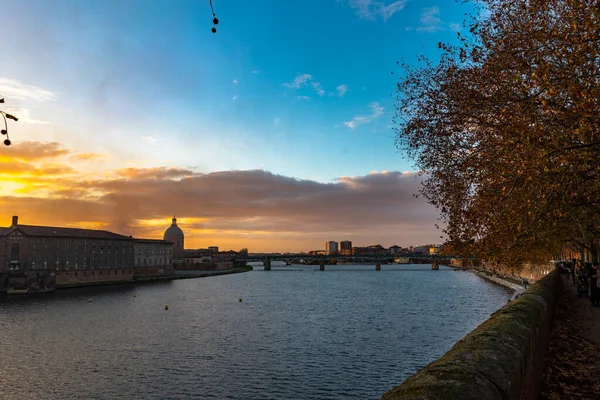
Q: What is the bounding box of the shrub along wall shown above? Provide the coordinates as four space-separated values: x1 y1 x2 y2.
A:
382 270 559 400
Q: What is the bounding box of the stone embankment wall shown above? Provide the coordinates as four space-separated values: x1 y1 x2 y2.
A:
382 270 559 400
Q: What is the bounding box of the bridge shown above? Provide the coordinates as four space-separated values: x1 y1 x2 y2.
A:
240 253 459 271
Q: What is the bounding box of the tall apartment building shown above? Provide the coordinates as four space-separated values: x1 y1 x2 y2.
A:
340 240 352 255
325 241 339 255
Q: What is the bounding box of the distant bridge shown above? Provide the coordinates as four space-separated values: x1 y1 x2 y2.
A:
240 253 459 270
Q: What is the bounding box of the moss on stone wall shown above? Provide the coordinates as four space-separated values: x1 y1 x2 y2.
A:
382 271 559 400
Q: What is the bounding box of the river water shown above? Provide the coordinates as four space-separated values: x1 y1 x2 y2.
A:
0 264 510 400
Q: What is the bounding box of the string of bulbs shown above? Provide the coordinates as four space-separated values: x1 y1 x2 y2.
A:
209 0 219 33
0 96 18 146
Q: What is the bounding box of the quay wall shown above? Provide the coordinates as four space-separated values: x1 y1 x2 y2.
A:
382 269 560 400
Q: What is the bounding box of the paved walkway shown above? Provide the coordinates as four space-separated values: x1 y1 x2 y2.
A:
540 275 600 399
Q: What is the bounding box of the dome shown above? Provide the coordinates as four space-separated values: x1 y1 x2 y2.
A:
164 217 184 253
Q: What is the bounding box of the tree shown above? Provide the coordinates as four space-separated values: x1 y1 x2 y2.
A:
394 0 600 269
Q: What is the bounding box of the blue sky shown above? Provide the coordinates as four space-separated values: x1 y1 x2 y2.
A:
1 0 471 181
0 0 473 250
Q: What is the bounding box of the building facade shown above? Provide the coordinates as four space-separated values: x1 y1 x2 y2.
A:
325 241 339 255
0 216 136 288
340 240 352 255
134 239 174 277
0 216 176 292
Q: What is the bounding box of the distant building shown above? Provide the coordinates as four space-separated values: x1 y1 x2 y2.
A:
389 245 402 255
134 239 174 277
325 241 339 255
340 240 352 255
0 216 173 292
208 246 219 253
163 216 184 259
308 250 326 256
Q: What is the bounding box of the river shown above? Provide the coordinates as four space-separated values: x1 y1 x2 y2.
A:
0 264 511 400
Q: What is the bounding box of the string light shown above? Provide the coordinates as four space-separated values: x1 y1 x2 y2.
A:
0 96 18 146
209 0 219 33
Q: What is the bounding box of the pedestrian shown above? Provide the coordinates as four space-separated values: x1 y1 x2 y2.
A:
572 259 578 284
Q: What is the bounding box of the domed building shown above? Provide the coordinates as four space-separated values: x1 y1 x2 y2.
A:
164 216 184 259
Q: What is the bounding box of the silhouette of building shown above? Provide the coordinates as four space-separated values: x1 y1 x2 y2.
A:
325 241 339 255
163 216 184 259
340 240 352 255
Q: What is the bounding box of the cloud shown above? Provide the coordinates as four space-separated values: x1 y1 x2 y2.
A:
0 168 442 251
311 82 325 97
232 95 238 101
449 22 461 32
140 136 159 144
416 7 444 32
273 118 281 126
232 79 238 85
284 74 326 96
2 107 52 125
0 77 56 102
341 0 408 21
283 74 313 88
251 70 258 74
69 153 109 162
344 102 384 129
296 96 311 101
337 84 349 97
0 141 69 161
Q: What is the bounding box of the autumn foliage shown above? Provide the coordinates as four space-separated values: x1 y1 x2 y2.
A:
394 0 600 268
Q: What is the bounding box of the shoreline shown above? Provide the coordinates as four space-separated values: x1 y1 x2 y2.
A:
11 266 254 294
471 268 525 300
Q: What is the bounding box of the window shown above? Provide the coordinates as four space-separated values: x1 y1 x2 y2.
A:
10 243 19 262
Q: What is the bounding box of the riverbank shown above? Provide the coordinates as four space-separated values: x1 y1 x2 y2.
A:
472 268 525 301
383 270 559 399
53 266 253 290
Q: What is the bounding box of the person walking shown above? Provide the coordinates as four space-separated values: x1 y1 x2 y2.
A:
572 259 578 284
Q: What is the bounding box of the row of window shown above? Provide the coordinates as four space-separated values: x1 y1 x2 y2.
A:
56 269 134 278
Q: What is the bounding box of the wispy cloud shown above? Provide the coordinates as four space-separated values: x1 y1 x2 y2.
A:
449 22 461 32
251 70 258 74
416 7 444 32
311 82 325 97
337 84 349 97
344 102 384 129
341 0 408 22
140 136 159 145
284 74 327 97
273 118 281 126
232 79 238 85
0 77 56 102
232 95 238 101
296 95 311 101
283 74 313 88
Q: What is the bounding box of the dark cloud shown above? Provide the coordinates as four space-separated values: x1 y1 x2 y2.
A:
0 169 443 251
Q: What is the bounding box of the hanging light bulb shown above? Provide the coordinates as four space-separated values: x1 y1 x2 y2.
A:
209 0 219 33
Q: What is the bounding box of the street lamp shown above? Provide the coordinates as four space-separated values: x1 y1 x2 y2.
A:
0 97 18 146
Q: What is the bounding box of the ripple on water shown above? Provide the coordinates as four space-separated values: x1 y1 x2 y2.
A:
0 265 510 400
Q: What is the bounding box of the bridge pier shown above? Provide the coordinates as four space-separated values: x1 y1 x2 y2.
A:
264 258 271 271
432 260 439 270
319 259 325 271
376 262 381 271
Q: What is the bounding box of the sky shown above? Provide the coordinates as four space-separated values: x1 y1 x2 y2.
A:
0 0 473 252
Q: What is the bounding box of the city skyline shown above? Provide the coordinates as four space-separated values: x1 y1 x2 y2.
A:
0 0 471 252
